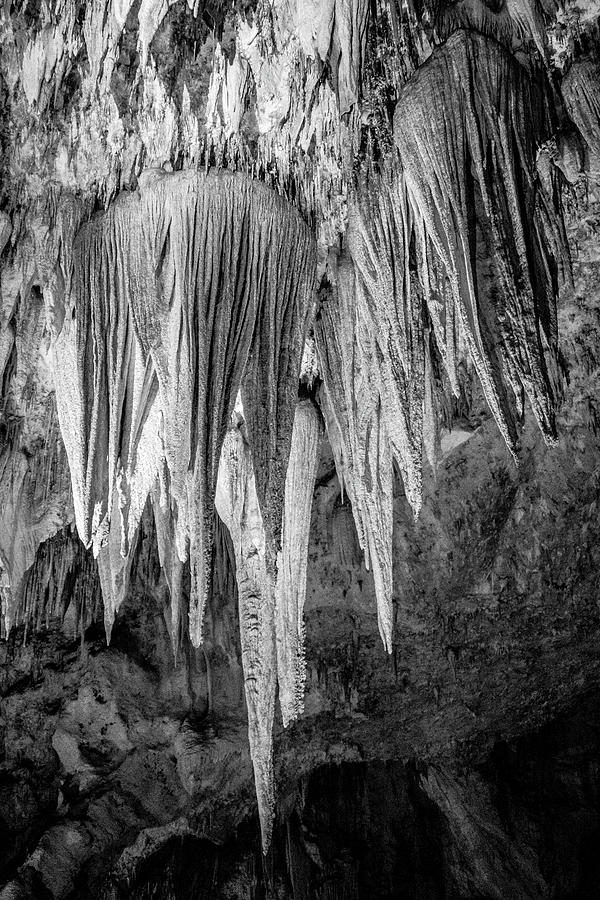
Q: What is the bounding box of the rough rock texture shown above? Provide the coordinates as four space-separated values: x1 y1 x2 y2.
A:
2 0 600 894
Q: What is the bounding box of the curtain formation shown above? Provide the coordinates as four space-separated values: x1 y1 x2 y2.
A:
1 8 576 853
315 29 568 660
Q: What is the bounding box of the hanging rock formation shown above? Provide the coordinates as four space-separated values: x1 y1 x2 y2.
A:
393 29 568 457
215 397 277 853
2 0 600 878
48 169 316 648
275 399 322 726
315 265 396 653
346 178 429 517
312 23 571 659
214 395 321 845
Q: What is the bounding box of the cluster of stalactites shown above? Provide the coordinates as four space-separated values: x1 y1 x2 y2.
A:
315 176 435 654
215 394 322 851
47 168 317 648
315 28 568 654
315 259 396 654
393 29 568 458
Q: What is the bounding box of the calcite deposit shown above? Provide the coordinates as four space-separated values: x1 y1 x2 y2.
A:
2 0 600 892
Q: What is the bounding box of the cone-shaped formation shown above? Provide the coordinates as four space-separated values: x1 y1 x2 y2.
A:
215 395 322 847
96 491 134 645
394 29 567 456
275 399 322 726
49 169 316 646
346 181 427 518
215 397 277 854
151 486 185 656
7 528 101 640
315 264 395 653
315 29 568 656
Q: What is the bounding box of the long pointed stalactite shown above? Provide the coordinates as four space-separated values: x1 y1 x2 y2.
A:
315 267 395 653
214 395 322 846
215 396 277 853
275 398 322 726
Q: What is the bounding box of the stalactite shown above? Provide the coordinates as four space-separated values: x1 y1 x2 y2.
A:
312 29 569 659
49 169 316 648
315 264 395 653
51 201 135 557
212 394 323 847
333 0 370 115
96 493 134 643
215 396 277 853
346 178 426 517
275 399 322 726
241 225 316 573
151 485 185 657
505 0 558 58
394 29 568 456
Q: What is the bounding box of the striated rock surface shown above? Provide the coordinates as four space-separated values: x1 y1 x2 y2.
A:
2 0 600 892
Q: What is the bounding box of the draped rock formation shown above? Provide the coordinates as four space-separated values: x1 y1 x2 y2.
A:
275 399 322 726
3 0 600 880
48 169 316 647
394 29 568 456
314 28 570 655
215 395 321 846
315 266 396 653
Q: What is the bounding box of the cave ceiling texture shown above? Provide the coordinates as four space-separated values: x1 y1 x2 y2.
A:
2 0 600 896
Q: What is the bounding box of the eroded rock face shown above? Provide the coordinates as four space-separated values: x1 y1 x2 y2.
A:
2 0 600 894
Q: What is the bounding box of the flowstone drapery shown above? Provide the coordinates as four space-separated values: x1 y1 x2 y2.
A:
48 169 316 647
41 170 317 851
394 29 568 456
314 29 568 657
315 265 395 653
